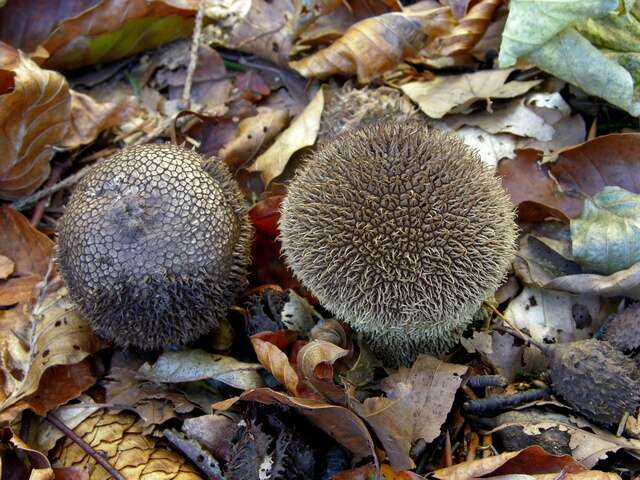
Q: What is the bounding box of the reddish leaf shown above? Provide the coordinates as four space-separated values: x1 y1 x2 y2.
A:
213 387 377 460
498 149 580 221
249 194 285 237
0 206 53 277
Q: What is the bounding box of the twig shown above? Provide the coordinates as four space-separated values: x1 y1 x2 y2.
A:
45 413 125 480
484 302 546 351
463 388 550 415
466 431 479 462
182 0 206 109
31 160 70 225
467 375 507 389
443 430 453 467
10 166 93 211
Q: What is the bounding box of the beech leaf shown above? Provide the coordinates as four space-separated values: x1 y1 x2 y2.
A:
138 349 265 391
401 68 541 119
348 354 467 471
247 87 324 185
0 42 71 200
290 8 456 83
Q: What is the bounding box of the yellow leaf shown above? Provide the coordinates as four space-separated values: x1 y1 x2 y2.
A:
247 87 324 185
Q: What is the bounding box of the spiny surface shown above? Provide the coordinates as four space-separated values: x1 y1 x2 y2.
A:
280 123 517 366
319 84 421 141
548 339 640 427
57 143 251 350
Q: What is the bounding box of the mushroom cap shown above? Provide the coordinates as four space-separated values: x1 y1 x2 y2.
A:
279 122 517 365
57 143 252 350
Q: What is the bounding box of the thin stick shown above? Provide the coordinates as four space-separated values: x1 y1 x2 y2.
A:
484 302 545 351
46 413 125 480
182 0 205 108
10 166 93 211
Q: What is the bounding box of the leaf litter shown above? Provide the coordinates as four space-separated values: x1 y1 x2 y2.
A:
1 0 640 479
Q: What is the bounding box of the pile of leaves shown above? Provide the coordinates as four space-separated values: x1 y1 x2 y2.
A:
1 0 640 479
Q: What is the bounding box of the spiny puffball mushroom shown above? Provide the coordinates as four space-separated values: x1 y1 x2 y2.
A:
57 143 252 350
279 122 517 366
319 84 422 142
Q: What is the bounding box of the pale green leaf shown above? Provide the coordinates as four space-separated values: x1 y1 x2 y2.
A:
526 29 640 116
498 0 617 67
571 186 640 274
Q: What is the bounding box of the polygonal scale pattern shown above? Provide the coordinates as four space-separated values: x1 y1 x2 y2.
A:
57 143 252 350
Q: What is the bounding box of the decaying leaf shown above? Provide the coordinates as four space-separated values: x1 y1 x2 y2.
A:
0 255 13 279
0 427 54 479
0 287 102 421
104 354 197 427
214 387 377 460
498 0 640 115
431 445 616 479
219 106 289 171
290 8 456 83
461 331 523 382
61 90 137 149
570 186 640 275
0 42 71 200
348 354 467 471
550 133 640 216
498 149 581 222
297 339 349 403
0 0 198 70
247 87 324 185
138 349 265 391
514 233 581 287
546 262 640 300
251 331 301 396
427 0 502 57
400 68 541 119
504 286 604 345
52 409 204 479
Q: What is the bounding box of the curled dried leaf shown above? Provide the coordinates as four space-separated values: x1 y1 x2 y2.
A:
251 333 301 395
427 0 501 56
309 318 348 348
290 8 456 83
0 42 70 200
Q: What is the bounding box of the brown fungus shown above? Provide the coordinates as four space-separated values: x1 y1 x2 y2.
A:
279 122 517 366
57 143 252 350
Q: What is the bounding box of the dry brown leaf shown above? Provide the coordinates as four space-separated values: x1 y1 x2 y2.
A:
348 354 468 471
427 0 501 56
104 354 197 427
0 206 54 277
297 339 349 403
247 87 324 185
432 445 585 479
138 349 264 390
219 106 289 171
251 333 301 396
290 8 455 83
0 287 102 421
0 274 40 306
1 427 54 479
0 42 70 200
61 90 138 149
0 255 14 279
213 387 377 460
545 262 640 300
498 149 580 222
549 133 640 216
400 68 541 118
52 409 204 479
0 0 197 70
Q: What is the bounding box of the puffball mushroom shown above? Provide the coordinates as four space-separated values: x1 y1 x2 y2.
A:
279 123 517 366
57 143 252 350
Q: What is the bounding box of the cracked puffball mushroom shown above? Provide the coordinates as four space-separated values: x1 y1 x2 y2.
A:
57 144 252 350
279 122 517 366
